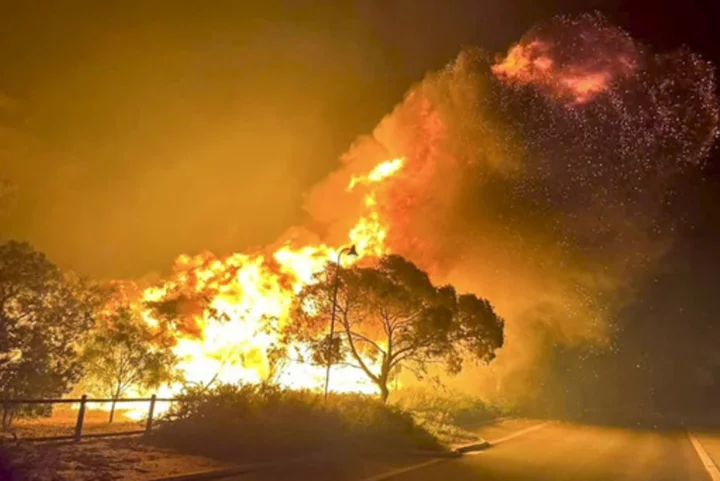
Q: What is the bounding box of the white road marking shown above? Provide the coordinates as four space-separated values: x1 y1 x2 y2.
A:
463 450 485 456
487 422 550 445
688 432 720 481
358 459 446 481
357 421 549 481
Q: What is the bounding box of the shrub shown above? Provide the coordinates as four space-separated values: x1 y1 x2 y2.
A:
392 387 511 427
147 383 441 462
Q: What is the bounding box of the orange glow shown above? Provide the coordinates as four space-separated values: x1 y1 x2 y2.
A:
492 36 638 105
492 41 550 79
348 158 405 190
558 72 613 104
105 157 406 416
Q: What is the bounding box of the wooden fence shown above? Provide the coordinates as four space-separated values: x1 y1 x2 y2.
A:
1 395 178 442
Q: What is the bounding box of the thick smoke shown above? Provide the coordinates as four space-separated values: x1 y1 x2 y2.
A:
304 14 719 407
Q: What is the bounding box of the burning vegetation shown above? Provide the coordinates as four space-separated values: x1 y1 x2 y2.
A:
1 12 718 430
93 152 504 408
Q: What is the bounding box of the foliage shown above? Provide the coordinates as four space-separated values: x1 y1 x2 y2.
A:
390 387 516 446
0 241 105 429
290 255 505 401
148 383 441 461
82 307 178 422
393 387 512 427
143 295 229 342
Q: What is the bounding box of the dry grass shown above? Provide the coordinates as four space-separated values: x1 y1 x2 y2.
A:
7 407 144 440
415 416 481 446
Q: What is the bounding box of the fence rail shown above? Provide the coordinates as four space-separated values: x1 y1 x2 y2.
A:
1 394 181 442
2 397 177 404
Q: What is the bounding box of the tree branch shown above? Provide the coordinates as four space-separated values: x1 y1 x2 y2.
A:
340 313 379 384
349 331 386 356
389 345 418 364
397 362 424 378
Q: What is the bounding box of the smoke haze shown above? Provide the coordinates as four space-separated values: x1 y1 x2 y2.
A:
2 7 718 408
305 14 719 406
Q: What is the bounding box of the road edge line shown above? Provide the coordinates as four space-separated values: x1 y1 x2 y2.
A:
487 421 550 445
357 421 549 481
688 431 720 481
357 459 446 481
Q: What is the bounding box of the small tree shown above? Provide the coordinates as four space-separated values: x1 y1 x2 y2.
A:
83 307 178 423
291 255 504 402
0 241 105 429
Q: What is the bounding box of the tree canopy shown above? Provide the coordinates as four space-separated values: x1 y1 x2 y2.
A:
0 241 105 426
83 306 178 422
291 254 504 401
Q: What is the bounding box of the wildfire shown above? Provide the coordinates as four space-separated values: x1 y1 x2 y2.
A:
116 157 406 413
348 158 405 190
492 15 640 105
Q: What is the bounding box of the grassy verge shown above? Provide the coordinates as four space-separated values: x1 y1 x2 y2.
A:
391 387 513 446
4 407 143 440
146 384 443 463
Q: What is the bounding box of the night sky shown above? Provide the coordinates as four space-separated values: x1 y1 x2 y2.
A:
1 1 719 415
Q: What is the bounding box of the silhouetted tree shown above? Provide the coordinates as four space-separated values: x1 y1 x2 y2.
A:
0 241 104 429
82 307 178 423
291 255 504 402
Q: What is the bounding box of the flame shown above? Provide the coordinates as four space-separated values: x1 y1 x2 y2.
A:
492 16 640 105
348 158 405 190
103 157 406 417
346 159 405 256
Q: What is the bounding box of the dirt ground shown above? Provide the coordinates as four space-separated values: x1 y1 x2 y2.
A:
0 405 227 480
1 436 230 481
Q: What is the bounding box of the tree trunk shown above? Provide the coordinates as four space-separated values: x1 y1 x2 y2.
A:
109 385 121 424
109 398 117 424
7 410 14 431
379 384 390 403
2 406 14 431
378 361 391 403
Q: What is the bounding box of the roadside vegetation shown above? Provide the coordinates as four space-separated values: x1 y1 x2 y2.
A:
146 383 443 463
392 387 515 445
394 387 513 427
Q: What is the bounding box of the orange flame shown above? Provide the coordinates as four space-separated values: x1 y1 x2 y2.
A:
492 18 640 105
348 158 405 190
117 157 407 410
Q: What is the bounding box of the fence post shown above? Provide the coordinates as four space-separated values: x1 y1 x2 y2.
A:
145 394 157 434
2 394 8 432
74 394 87 442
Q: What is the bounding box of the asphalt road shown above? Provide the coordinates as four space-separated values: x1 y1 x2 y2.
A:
232 420 720 481
389 422 716 481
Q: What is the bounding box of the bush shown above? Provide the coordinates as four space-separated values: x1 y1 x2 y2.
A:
393 387 511 427
147 384 441 462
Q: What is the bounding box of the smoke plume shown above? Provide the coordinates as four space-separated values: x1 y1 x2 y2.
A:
304 14 719 406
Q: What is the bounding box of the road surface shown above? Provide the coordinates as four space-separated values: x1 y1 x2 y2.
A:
387 421 716 481
233 419 720 481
